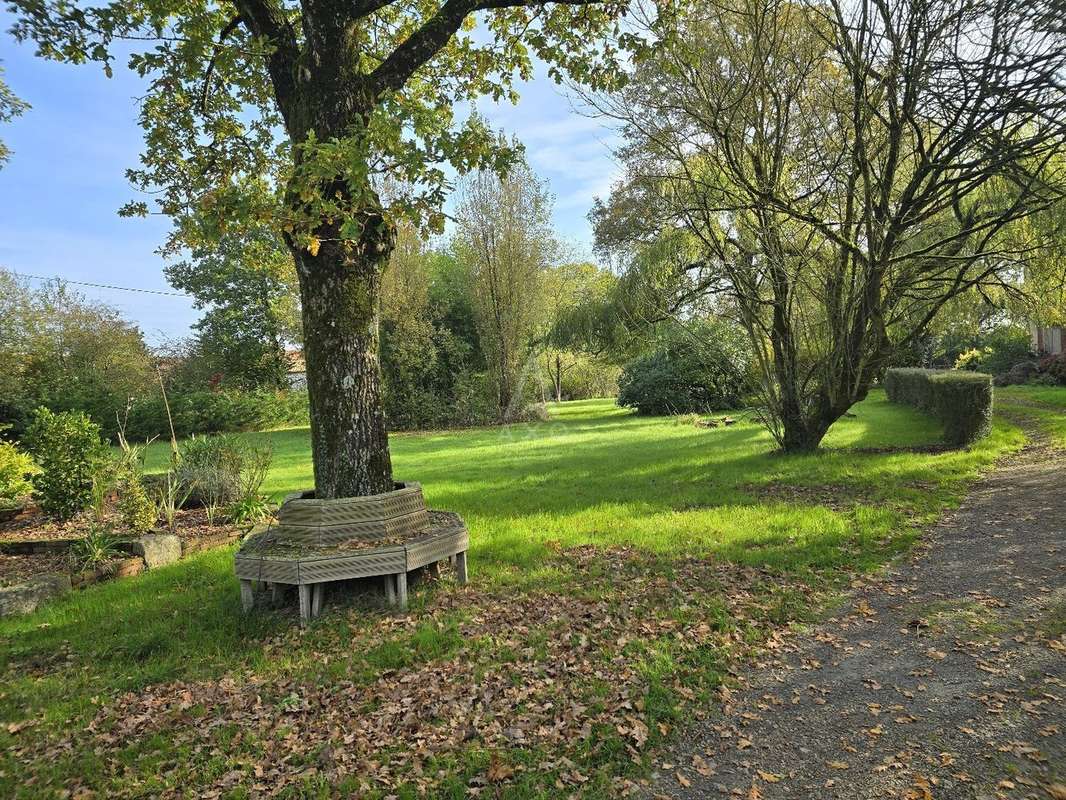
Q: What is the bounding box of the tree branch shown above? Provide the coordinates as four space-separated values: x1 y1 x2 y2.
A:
199 14 245 113
370 0 605 98
233 0 301 118
350 0 401 19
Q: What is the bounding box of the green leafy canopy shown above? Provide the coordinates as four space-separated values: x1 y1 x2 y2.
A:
5 0 637 254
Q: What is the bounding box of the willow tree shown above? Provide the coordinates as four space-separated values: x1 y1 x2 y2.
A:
591 0 1066 451
7 0 629 496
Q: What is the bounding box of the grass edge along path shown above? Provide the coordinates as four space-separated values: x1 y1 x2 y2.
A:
996 384 1066 447
0 394 1029 799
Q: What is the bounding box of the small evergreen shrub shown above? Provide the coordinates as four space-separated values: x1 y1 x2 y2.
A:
617 321 752 415
24 408 108 520
884 368 993 446
112 440 157 532
0 440 40 509
117 466 157 532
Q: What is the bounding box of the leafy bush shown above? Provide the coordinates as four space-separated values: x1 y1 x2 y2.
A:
617 321 752 415
112 437 157 532
1038 354 1066 385
884 368 993 445
952 327 1034 377
115 461 157 532
450 371 502 428
981 327 1034 375
124 389 308 441
24 408 108 520
953 347 988 371
0 440 40 509
176 434 271 509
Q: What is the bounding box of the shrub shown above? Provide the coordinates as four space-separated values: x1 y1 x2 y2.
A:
116 466 157 532
1038 354 1066 385
884 368 993 446
451 371 500 428
953 347 989 371
24 408 108 520
176 434 271 509
112 438 157 532
980 326 1034 375
0 440 40 509
617 321 752 415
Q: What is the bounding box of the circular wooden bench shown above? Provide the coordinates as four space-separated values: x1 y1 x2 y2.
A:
234 483 468 625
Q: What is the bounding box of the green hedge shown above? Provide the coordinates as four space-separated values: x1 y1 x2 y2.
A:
124 389 309 442
884 368 993 446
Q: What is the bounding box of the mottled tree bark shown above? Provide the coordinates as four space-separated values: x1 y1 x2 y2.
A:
293 225 395 498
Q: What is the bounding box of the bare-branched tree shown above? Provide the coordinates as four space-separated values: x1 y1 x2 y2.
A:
591 0 1066 450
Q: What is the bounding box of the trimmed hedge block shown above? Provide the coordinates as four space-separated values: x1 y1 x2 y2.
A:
884 368 993 446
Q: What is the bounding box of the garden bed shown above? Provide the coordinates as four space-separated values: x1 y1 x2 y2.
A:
0 551 68 587
0 504 247 599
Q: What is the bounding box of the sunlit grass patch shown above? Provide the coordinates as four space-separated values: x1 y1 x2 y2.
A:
1 393 1026 798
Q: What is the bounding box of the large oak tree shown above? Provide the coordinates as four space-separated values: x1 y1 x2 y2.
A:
6 0 630 495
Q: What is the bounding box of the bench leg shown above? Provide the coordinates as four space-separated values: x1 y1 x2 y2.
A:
240 579 254 612
311 583 323 618
298 584 312 626
385 574 396 605
456 550 468 585
396 571 408 611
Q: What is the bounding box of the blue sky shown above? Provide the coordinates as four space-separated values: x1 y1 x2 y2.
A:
0 16 620 343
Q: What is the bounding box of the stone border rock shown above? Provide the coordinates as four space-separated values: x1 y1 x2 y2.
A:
0 573 72 616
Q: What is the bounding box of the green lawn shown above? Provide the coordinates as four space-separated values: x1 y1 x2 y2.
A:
1 392 1029 798
995 384 1066 446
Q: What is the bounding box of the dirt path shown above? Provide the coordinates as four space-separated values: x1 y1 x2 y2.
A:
650 437 1066 800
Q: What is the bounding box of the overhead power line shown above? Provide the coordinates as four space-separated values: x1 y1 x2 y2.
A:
7 270 191 298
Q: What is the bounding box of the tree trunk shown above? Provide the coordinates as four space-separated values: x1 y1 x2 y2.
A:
779 412 832 453
497 349 512 419
294 236 394 498
553 354 563 403
778 390 856 454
